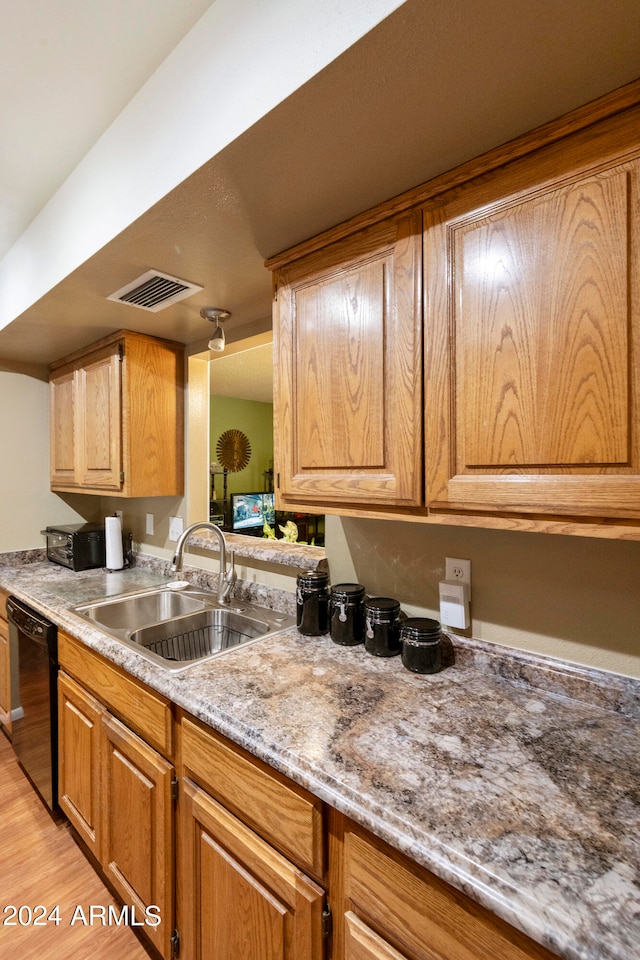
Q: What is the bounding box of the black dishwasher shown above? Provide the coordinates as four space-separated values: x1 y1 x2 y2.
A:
6 597 58 811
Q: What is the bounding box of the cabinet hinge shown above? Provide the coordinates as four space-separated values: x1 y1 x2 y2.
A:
119 470 125 485
170 928 180 958
276 472 280 490
118 343 124 361
322 901 333 940
273 283 278 302
171 777 179 802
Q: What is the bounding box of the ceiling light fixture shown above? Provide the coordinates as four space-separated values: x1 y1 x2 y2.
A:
201 307 231 352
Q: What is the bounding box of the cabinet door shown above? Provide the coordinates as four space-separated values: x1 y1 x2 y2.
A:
274 212 422 509
77 343 123 490
345 912 411 960
179 777 324 960
57 671 104 858
0 615 11 732
50 367 79 487
425 121 640 520
101 713 174 959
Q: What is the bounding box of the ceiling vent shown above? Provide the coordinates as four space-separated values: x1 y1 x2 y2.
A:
107 270 203 312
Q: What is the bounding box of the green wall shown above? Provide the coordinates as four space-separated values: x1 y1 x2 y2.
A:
210 395 274 499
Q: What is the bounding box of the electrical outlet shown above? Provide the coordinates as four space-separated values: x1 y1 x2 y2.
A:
445 557 471 597
114 510 123 523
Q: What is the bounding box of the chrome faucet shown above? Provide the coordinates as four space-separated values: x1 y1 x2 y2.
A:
170 521 236 604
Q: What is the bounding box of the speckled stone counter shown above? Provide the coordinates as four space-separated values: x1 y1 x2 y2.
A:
170 529 327 572
1 557 638 960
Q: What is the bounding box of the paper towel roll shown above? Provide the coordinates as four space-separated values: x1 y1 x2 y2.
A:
105 516 124 571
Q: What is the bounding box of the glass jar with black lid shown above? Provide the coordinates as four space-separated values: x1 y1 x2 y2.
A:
400 617 442 674
364 597 403 657
329 583 366 646
296 569 330 636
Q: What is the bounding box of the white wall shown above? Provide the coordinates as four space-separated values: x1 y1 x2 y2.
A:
2 1 638 680
2 367 638 678
0 372 95 551
326 515 640 679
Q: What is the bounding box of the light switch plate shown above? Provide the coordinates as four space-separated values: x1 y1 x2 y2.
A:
169 516 184 542
145 513 154 536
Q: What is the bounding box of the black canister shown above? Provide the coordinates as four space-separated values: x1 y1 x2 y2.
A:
329 583 366 646
400 618 442 674
364 597 402 657
296 570 330 636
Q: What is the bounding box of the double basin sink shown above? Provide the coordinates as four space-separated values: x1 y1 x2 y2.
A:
73 585 295 671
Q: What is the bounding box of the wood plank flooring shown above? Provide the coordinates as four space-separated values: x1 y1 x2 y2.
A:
0 731 152 959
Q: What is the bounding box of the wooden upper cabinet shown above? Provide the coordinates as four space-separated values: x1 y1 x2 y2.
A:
50 330 184 497
272 212 423 510
424 108 640 520
77 342 123 490
50 366 78 488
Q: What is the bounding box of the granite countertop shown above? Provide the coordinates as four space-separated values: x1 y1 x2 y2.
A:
179 528 327 572
1 558 638 960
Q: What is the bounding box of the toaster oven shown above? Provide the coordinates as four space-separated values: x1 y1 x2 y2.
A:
42 523 106 571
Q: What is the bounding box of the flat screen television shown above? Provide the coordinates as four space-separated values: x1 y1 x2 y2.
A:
230 492 275 532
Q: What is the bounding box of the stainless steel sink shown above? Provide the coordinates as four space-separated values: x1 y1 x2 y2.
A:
73 586 295 670
130 609 270 666
76 589 207 630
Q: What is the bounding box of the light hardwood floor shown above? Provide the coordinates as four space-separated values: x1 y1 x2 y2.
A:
0 731 152 959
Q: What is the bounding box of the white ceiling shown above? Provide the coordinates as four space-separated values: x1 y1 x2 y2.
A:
209 341 273 403
0 0 215 261
0 0 639 399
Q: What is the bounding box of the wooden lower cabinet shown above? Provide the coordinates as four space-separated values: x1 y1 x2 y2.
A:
101 712 175 959
56 637 562 960
58 671 104 858
57 667 175 959
179 715 324 881
341 822 557 960
179 777 325 960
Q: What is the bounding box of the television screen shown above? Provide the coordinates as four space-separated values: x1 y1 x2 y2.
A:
231 493 275 531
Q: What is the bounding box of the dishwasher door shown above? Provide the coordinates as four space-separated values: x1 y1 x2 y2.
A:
7 597 58 811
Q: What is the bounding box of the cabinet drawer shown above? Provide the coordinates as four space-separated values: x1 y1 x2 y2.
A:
180 714 324 879
344 826 556 960
58 631 173 758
